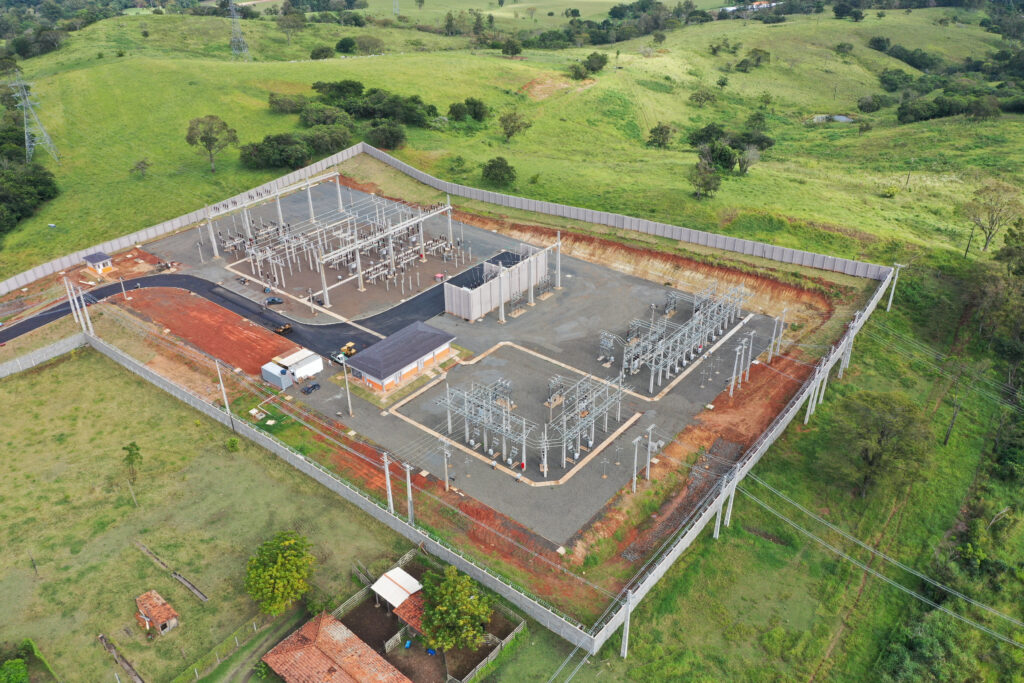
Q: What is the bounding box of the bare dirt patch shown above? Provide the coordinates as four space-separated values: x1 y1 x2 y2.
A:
519 75 573 101
121 288 298 374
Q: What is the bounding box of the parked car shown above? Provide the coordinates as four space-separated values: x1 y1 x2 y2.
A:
265 297 284 305
300 383 321 395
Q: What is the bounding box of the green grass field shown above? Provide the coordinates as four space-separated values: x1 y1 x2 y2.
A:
3 9 1021 278
0 349 409 682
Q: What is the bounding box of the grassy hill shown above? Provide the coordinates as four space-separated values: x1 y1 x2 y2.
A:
2 9 1021 277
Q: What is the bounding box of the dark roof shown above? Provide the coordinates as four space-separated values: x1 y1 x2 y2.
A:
83 252 112 264
347 322 454 381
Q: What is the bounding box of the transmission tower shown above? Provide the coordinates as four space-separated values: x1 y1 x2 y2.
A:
9 78 59 164
229 0 251 60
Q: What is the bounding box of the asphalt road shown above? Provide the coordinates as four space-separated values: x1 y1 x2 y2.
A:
0 251 521 358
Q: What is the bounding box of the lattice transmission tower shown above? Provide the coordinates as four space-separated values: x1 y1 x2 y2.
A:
8 77 59 164
229 0 251 60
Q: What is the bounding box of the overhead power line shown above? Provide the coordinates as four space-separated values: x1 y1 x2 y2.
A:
739 487 1024 651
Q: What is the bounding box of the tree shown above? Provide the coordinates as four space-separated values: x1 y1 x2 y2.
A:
850 8 864 21
716 76 728 89
996 219 1024 278
310 45 333 59
737 146 759 175
244 531 315 615
960 181 1024 252
584 51 608 73
745 111 767 131
421 565 492 656
688 88 716 108
647 123 673 148
967 96 1000 121
448 102 468 121
130 159 151 178
834 42 853 56
652 30 666 44
831 391 930 495
501 38 522 57
366 121 406 148
122 441 142 485
185 115 238 173
276 12 306 44
415 0 424 7
355 35 384 54
444 11 457 35
482 156 516 185
688 160 720 198
335 37 356 53
464 98 488 121
498 110 531 142
568 63 589 80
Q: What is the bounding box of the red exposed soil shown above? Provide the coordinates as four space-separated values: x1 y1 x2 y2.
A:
121 288 299 374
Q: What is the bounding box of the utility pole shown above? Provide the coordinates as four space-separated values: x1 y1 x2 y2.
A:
215 360 236 433
776 307 788 357
383 452 395 514
745 329 756 381
620 589 633 659
631 436 642 493
340 357 353 417
767 317 778 363
729 344 741 397
63 277 80 327
887 263 906 312
404 464 415 525
442 441 451 492
119 277 131 301
645 424 655 480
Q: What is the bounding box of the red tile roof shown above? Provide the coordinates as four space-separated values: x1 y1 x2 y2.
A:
135 590 178 626
262 613 411 683
393 592 425 635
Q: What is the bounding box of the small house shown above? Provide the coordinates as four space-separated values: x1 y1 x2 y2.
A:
83 252 114 276
261 361 293 390
347 322 455 393
135 590 179 635
262 612 411 683
272 348 324 381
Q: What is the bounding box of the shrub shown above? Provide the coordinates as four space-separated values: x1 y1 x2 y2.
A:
482 156 516 185
226 437 240 452
303 124 352 154
448 102 468 121
584 51 608 73
335 37 356 53
464 97 489 121
355 35 384 54
299 103 353 128
365 120 406 148
240 134 311 169
310 45 333 60
647 123 673 148
568 63 589 80
868 36 890 51
879 68 913 92
269 92 307 113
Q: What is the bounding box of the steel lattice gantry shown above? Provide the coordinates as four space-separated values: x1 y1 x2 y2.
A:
438 373 625 478
601 283 749 394
215 176 454 305
440 380 538 470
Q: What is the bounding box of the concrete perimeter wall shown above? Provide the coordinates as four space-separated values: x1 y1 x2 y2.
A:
0 333 87 380
1 143 888 298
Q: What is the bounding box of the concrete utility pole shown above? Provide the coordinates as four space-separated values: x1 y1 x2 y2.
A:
335 175 344 213
442 441 451 492
341 358 353 417
775 307 788 357
631 436 642 493
887 263 906 312
767 317 778 363
555 231 562 289
63 277 80 327
620 589 633 659
215 360 235 433
724 467 738 527
729 344 741 397
76 285 94 335
404 464 415 525
645 424 655 480
383 453 394 514
446 194 454 245
745 329 756 381
205 206 219 259
306 180 316 222
713 483 724 540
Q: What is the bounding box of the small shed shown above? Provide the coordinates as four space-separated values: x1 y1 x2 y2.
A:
347 322 455 393
272 348 324 381
83 252 113 276
261 361 293 390
371 567 423 610
135 590 179 635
